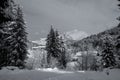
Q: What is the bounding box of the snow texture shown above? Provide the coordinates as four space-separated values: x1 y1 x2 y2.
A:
0 67 120 80
65 29 88 40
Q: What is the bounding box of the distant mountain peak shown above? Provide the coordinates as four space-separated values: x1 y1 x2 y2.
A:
64 29 89 40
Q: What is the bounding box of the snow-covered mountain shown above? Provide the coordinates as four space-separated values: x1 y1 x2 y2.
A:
64 29 88 40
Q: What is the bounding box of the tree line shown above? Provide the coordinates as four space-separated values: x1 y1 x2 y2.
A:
0 0 120 71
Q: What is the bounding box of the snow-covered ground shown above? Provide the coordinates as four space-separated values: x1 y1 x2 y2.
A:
0 67 120 80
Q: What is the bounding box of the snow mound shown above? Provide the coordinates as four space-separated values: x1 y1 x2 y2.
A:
36 67 73 74
77 71 85 73
2 66 19 71
0 66 21 74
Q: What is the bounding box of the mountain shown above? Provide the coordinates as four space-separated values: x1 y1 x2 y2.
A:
62 29 88 41
72 24 120 52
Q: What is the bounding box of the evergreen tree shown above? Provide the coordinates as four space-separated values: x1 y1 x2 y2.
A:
46 26 56 65
0 0 28 68
0 0 17 67
15 6 28 68
101 35 116 68
46 26 66 68
116 0 120 60
116 36 120 60
6 6 28 67
57 36 67 69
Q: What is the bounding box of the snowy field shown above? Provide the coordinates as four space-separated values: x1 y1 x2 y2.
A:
0 67 120 80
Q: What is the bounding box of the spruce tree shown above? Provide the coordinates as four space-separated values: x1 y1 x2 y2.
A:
116 36 120 59
7 6 28 67
101 35 116 68
0 0 28 68
116 0 120 60
0 0 17 67
46 26 56 65
16 6 28 68
57 36 67 69
46 26 66 68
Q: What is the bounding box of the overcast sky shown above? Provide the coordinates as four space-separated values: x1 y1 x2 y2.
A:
15 0 119 40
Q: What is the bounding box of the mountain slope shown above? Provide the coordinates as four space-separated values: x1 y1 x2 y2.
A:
72 24 120 52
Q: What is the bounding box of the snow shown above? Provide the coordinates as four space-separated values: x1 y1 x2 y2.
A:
32 38 46 45
0 67 120 80
28 49 34 58
36 67 73 74
65 29 88 40
32 45 45 49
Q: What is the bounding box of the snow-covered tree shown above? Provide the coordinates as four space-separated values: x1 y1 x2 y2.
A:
8 6 28 67
0 0 17 67
0 0 28 68
46 26 56 66
101 35 116 68
56 34 67 69
116 0 120 59
46 26 67 68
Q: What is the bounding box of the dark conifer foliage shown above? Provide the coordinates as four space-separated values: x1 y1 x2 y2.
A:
100 36 116 68
46 26 66 68
57 36 67 69
0 0 16 67
46 26 56 64
0 0 28 68
116 0 120 60
0 0 16 23
8 6 28 67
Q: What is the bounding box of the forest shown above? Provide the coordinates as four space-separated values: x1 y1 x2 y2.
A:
0 0 120 80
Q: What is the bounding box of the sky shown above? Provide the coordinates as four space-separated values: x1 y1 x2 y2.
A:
15 0 119 40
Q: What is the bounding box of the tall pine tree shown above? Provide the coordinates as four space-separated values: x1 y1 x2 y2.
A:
46 26 66 68
57 36 67 69
7 6 28 67
0 0 17 67
116 0 120 60
15 6 28 68
46 26 56 66
101 35 116 68
0 0 28 68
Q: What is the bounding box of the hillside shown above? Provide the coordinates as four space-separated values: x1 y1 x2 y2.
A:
72 24 120 52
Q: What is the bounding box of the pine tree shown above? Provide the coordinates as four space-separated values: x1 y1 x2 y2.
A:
57 36 67 69
7 6 28 68
0 0 17 67
101 35 116 68
0 0 28 68
15 6 28 68
116 0 120 60
46 26 56 65
46 26 66 68
0 22 11 67
116 36 120 60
